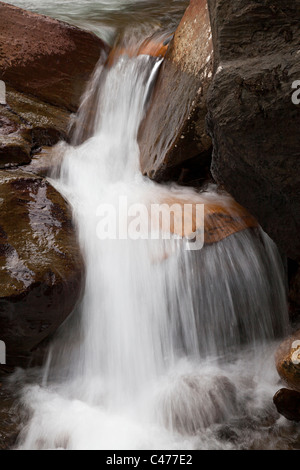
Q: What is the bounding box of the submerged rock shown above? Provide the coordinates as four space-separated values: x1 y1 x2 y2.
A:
138 0 213 182
0 170 84 368
273 388 300 423
0 2 110 112
206 0 300 260
159 373 237 434
275 330 300 392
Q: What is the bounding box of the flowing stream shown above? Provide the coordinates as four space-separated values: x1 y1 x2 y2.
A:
8 0 300 450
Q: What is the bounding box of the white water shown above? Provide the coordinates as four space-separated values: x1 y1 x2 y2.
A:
12 17 297 450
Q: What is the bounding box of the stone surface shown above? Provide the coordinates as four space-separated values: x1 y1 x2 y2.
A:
206 0 300 260
6 87 71 148
0 382 20 449
273 388 300 423
160 374 237 434
155 195 258 244
0 2 110 112
0 105 32 167
138 0 213 182
289 264 300 310
0 170 84 368
275 330 300 392
107 36 169 67
22 146 63 177
0 87 71 168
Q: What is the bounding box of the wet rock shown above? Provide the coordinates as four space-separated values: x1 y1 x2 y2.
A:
22 146 63 178
0 86 70 168
159 373 237 434
273 388 300 423
0 105 32 167
6 87 71 148
138 0 213 182
0 2 110 112
0 170 84 368
206 0 300 260
289 264 300 311
0 382 20 449
155 194 258 244
107 36 169 67
275 330 300 392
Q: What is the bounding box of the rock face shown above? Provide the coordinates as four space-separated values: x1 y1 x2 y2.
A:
0 2 110 112
0 105 32 166
275 330 300 392
273 388 300 422
155 195 258 244
206 0 300 260
6 87 71 148
0 170 84 368
0 87 71 168
138 0 213 182
22 146 64 178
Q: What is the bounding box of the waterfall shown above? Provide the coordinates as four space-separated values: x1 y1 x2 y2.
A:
15 39 290 451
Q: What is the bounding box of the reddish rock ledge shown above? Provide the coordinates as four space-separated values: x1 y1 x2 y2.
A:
0 1 110 112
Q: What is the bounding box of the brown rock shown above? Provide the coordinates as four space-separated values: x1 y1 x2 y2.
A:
206 0 300 260
0 105 32 167
273 388 300 422
0 170 84 368
6 86 71 148
0 86 70 168
151 195 258 244
0 2 110 112
107 37 169 68
21 146 64 178
275 330 300 392
0 383 20 449
138 0 213 182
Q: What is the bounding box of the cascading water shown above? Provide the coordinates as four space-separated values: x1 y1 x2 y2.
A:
10 2 297 451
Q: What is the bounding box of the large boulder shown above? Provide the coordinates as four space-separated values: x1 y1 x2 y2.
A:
206 0 300 260
0 170 84 368
0 2 110 112
275 330 300 392
138 0 213 182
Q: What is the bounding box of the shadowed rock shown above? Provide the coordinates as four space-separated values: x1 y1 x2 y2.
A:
273 388 300 422
206 0 300 260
